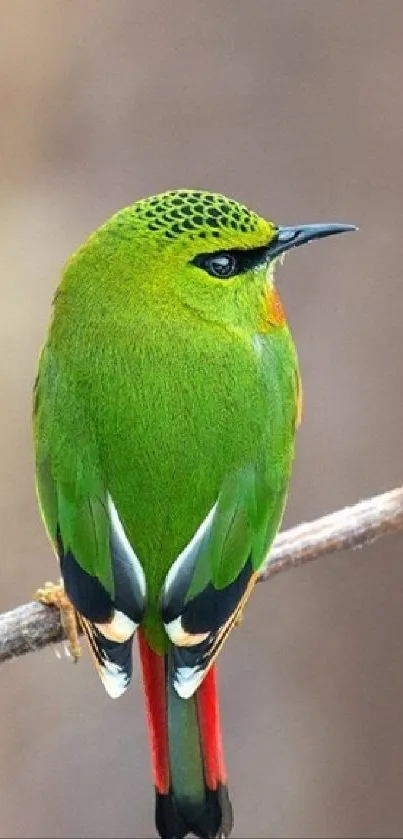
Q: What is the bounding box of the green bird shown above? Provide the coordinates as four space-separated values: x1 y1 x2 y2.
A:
33 189 356 839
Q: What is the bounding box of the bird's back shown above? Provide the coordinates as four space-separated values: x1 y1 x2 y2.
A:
71 307 298 633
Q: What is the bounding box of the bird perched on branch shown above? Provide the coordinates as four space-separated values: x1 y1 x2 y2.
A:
33 189 356 838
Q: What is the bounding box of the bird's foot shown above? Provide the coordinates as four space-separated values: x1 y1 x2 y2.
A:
34 580 81 662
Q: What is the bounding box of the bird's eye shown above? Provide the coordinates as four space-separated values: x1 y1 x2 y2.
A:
192 246 269 278
203 253 238 279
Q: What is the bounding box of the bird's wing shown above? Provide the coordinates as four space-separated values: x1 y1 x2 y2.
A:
160 464 289 698
34 361 146 697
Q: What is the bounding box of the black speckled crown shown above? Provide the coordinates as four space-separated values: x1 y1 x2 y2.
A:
130 189 261 241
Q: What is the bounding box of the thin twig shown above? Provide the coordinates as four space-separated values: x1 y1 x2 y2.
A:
260 485 403 579
1 486 403 665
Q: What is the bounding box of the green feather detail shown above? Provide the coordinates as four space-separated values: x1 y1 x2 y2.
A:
35 456 58 545
34 349 114 597
57 484 112 595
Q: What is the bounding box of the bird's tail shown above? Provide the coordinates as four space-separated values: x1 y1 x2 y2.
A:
138 630 233 839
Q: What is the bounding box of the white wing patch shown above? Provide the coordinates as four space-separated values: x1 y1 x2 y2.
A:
173 665 205 700
95 609 136 643
165 614 209 647
98 659 130 698
107 493 146 601
162 502 217 605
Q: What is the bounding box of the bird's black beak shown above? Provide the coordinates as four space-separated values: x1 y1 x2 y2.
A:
267 222 358 261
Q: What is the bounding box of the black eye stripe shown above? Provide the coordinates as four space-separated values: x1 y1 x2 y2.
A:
192 246 269 279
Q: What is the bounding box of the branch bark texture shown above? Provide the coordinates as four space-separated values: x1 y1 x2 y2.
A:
1 486 403 665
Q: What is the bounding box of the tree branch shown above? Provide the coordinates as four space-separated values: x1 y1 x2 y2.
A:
1 486 403 665
260 485 403 579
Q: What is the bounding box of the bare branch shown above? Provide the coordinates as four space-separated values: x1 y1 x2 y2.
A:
0 600 66 664
1 486 403 665
260 485 403 580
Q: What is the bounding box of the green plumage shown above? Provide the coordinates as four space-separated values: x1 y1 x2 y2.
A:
34 190 299 655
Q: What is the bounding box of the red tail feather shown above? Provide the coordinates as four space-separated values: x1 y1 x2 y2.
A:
196 665 227 789
137 629 169 795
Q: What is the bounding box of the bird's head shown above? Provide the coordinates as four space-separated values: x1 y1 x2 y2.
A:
65 189 356 336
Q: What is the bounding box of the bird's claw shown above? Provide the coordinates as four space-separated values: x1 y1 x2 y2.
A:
34 580 81 662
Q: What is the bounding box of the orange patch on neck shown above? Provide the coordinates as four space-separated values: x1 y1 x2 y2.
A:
259 286 286 332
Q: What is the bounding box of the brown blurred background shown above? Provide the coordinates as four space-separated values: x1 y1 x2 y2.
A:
1 2 403 837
